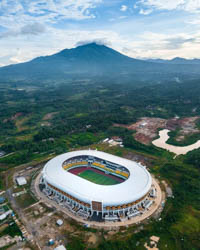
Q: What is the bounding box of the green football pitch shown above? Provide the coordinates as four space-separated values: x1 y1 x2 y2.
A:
78 169 119 185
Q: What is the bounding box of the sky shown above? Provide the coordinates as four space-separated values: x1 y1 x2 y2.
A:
0 0 200 66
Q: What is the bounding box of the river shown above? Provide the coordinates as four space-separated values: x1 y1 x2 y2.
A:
152 129 200 156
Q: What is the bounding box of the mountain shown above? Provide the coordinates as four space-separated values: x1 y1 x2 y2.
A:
146 57 200 65
0 43 200 85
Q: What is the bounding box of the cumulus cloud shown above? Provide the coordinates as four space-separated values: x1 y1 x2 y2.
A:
21 23 46 35
120 5 128 12
137 0 200 14
139 8 153 15
138 0 185 11
119 16 127 19
0 23 46 39
165 36 197 49
0 0 102 29
10 49 24 64
121 32 200 59
76 38 111 47
187 19 200 25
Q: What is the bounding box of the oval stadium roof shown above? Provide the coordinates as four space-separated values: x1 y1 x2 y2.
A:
42 150 152 206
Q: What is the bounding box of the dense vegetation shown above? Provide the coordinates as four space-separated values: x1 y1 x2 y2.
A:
0 73 200 249
0 221 22 238
1 78 200 165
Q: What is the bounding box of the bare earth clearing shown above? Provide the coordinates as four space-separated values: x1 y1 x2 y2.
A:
114 116 200 145
42 112 58 121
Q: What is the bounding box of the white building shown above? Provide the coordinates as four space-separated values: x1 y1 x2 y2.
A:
16 177 27 186
54 245 66 250
56 219 63 226
0 210 12 221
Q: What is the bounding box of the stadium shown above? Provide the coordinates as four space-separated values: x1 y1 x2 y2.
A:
40 150 156 222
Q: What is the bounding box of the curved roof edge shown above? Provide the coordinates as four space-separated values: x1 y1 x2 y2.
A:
42 150 152 206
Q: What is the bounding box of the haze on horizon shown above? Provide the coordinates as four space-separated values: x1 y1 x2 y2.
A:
0 0 200 66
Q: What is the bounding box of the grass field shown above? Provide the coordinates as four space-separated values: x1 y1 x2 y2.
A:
15 193 37 209
78 169 119 185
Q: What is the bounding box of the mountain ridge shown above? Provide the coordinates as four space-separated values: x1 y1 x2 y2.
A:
145 57 200 65
0 43 200 85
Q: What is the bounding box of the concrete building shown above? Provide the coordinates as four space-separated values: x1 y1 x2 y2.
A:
16 177 27 186
56 219 63 226
54 245 66 250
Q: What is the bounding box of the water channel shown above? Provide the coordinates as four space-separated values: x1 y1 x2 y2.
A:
152 129 200 156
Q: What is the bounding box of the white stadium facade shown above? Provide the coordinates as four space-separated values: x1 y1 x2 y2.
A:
40 150 156 222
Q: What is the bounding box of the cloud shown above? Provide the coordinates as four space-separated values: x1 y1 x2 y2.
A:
138 0 185 11
21 23 46 35
0 23 46 39
164 36 197 49
10 49 24 64
187 19 200 25
139 8 153 15
0 0 102 29
119 16 127 19
120 5 128 12
137 0 200 14
121 32 200 59
27 0 102 20
76 38 111 47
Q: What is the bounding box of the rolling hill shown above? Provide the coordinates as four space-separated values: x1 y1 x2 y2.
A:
146 57 200 65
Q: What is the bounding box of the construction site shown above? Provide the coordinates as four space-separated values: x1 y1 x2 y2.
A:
114 116 200 145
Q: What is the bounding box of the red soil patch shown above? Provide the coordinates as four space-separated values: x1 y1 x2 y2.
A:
114 116 200 145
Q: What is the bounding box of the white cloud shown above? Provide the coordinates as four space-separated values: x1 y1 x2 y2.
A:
27 0 102 19
139 0 185 11
0 0 102 29
120 5 128 12
119 16 127 19
139 8 153 15
76 38 111 47
187 19 200 25
121 31 200 59
0 23 46 39
137 0 200 13
10 49 24 64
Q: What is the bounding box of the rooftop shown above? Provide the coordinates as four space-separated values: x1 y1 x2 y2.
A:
16 176 27 186
43 150 152 206
54 245 66 250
